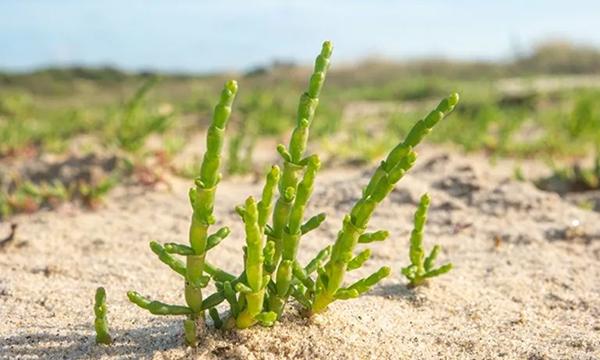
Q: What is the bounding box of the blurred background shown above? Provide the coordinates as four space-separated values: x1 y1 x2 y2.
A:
1 0 600 218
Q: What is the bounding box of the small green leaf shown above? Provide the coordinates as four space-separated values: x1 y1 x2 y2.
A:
347 249 371 271
256 311 277 327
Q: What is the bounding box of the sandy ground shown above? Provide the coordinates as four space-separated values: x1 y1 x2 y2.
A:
1 147 599 359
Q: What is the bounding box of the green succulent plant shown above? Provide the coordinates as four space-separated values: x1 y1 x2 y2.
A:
94 287 112 345
126 41 458 346
401 194 453 287
128 79 238 346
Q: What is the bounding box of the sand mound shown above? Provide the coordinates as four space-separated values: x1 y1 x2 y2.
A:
1 148 599 359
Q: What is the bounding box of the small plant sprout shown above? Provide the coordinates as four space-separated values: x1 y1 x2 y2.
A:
94 287 112 345
231 172 279 328
401 194 453 287
122 41 459 345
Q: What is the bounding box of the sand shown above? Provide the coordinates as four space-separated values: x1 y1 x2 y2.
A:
1 147 599 359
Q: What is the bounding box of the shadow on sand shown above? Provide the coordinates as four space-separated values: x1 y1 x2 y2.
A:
1 319 185 359
369 281 429 307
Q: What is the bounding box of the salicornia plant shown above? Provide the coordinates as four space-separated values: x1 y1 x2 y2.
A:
127 80 238 346
401 194 453 287
125 41 459 346
94 287 112 345
230 168 279 327
307 94 458 312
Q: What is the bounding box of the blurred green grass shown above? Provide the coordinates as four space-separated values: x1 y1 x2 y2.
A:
2 42 599 159
1 40 600 218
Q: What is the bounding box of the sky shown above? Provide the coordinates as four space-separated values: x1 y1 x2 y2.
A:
1 0 599 73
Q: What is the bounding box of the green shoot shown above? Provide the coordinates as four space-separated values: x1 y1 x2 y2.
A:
401 194 453 287
265 41 332 317
309 93 459 313
127 80 238 346
230 165 280 328
94 287 112 345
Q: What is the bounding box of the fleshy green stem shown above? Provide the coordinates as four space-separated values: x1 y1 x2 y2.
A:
268 41 332 269
127 291 192 315
94 287 111 345
311 93 459 313
270 155 320 316
401 194 453 287
185 80 238 342
234 166 279 328
236 196 271 328
183 319 197 347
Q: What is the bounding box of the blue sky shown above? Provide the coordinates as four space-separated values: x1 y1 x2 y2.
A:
1 1 599 73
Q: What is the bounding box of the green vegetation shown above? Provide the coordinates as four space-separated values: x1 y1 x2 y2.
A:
536 89 600 192
227 116 256 175
0 75 171 157
310 93 458 312
128 79 238 346
537 153 600 193
2 42 599 163
94 287 112 345
111 77 173 152
0 180 67 218
1 41 599 217
124 41 459 346
401 194 452 287
262 42 333 318
0 170 123 219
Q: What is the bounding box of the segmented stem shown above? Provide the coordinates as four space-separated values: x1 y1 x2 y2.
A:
184 80 238 339
94 287 111 345
270 155 320 316
236 197 270 328
127 80 238 346
231 166 279 328
311 93 459 313
268 41 332 268
401 194 453 287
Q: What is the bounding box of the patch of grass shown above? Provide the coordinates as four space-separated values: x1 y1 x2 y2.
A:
2 41 600 222
536 153 600 193
227 111 258 175
79 175 119 209
0 165 126 219
0 93 102 156
323 118 396 165
0 180 68 217
110 78 173 152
